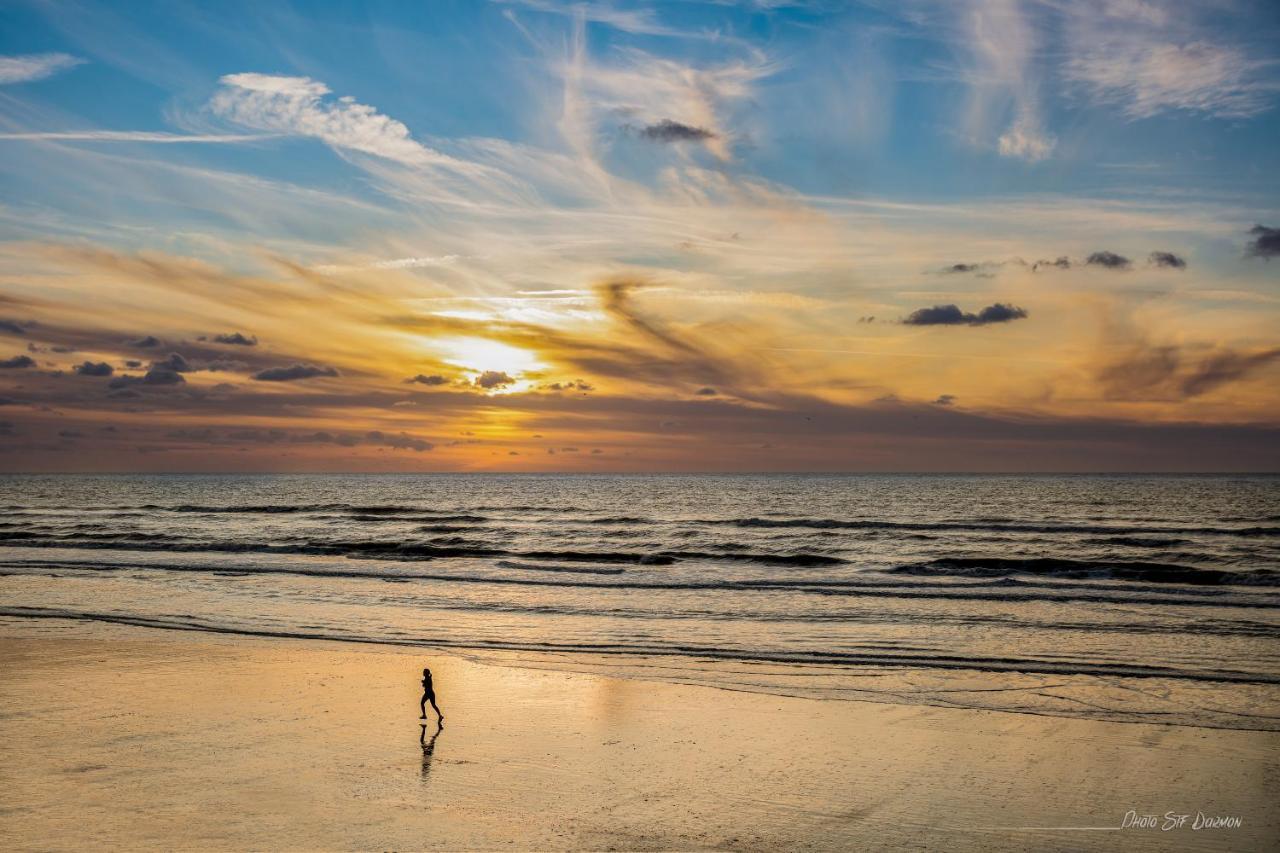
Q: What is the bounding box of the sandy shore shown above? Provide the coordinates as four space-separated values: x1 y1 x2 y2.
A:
1 618 1276 851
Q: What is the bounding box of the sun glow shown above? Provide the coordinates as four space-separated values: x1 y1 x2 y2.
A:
437 337 545 392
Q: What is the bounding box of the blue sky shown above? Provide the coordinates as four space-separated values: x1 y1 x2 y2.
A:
0 0 1278 471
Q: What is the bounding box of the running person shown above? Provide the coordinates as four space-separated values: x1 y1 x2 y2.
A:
420 667 443 725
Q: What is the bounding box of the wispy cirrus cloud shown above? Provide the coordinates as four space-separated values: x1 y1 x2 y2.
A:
1063 1 1277 119
209 73 467 169
0 131 273 143
959 0 1056 162
0 53 84 85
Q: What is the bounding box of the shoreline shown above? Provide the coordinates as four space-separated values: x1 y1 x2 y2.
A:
3 617 1278 850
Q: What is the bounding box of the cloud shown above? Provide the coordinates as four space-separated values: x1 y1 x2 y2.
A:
365 430 433 452
211 73 463 169
108 366 186 388
1148 251 1187 269
407 374 449 386
1065 28 1274 119
544 380 593 392
902 303 1028 326
0 131 270 143
937 259 1026 277
152 353 192 373
962 0 1056 161
0 355 36 369
475 370 515 389
1086 250 1131 269
1032 256 1071 272
73 361 114 376
0 319 36 335
1247 225 1280 259
128 335 162 349
997 114 1056 163
695 387 718 396
0 53 84 85
933 394 957 406
635 119 717 143
212 332 258 346
1095 342 1280 401
252 363 340 382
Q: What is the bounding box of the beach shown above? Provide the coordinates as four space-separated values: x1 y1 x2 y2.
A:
2 618 1276 851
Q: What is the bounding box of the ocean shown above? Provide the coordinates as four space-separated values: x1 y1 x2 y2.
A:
2 473 1277 731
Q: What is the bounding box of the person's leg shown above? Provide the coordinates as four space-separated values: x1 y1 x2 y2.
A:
420 692 428 719
428 695 443 724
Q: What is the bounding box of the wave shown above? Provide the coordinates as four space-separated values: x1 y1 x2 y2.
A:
1085 536 1189 548
496 560 626 576
890 557 1280 587
0 534 677 564
470 505 584 512
7 557 1275 610
665 550 846 567
720 517 1280 538
4 605 1277 689
166 503 346 513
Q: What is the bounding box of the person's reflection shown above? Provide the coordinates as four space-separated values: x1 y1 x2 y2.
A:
419 723 442 780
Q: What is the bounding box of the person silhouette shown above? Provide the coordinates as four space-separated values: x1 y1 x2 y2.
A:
419 667 443 726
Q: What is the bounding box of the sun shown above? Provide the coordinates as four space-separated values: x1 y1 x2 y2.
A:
437 337 545 392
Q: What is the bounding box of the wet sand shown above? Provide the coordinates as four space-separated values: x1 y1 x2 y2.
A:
1 619 1276 851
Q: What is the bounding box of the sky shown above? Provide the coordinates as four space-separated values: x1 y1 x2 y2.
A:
0 0 1278 472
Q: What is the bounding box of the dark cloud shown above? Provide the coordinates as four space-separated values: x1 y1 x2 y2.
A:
124 360 142 368
152 352 192 373
475 370 515 389
902 303 1028 326
544 379 593 392
156 424 431 453
366 430 433 452
292 431 359 447
934 394 956 406
0 355 37 369
1094 342 1280 401
0 319 36 335
0 396 16 405
1247 225 1280 259
407 374 449 386
128 335 162 348
212 332 258 346
107 366 186 389
74 361 114 377
937 259 1022 277
636 119 716 143
1032 257 1071 272
142 368 185 386
1148 251 1186 269
695 387 718 396
252 364 340 382
1086 251 1131 270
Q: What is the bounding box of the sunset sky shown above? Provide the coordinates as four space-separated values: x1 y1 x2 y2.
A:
1 0 1278 472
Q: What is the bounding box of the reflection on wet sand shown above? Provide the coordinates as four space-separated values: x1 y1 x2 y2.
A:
420 723 441 780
